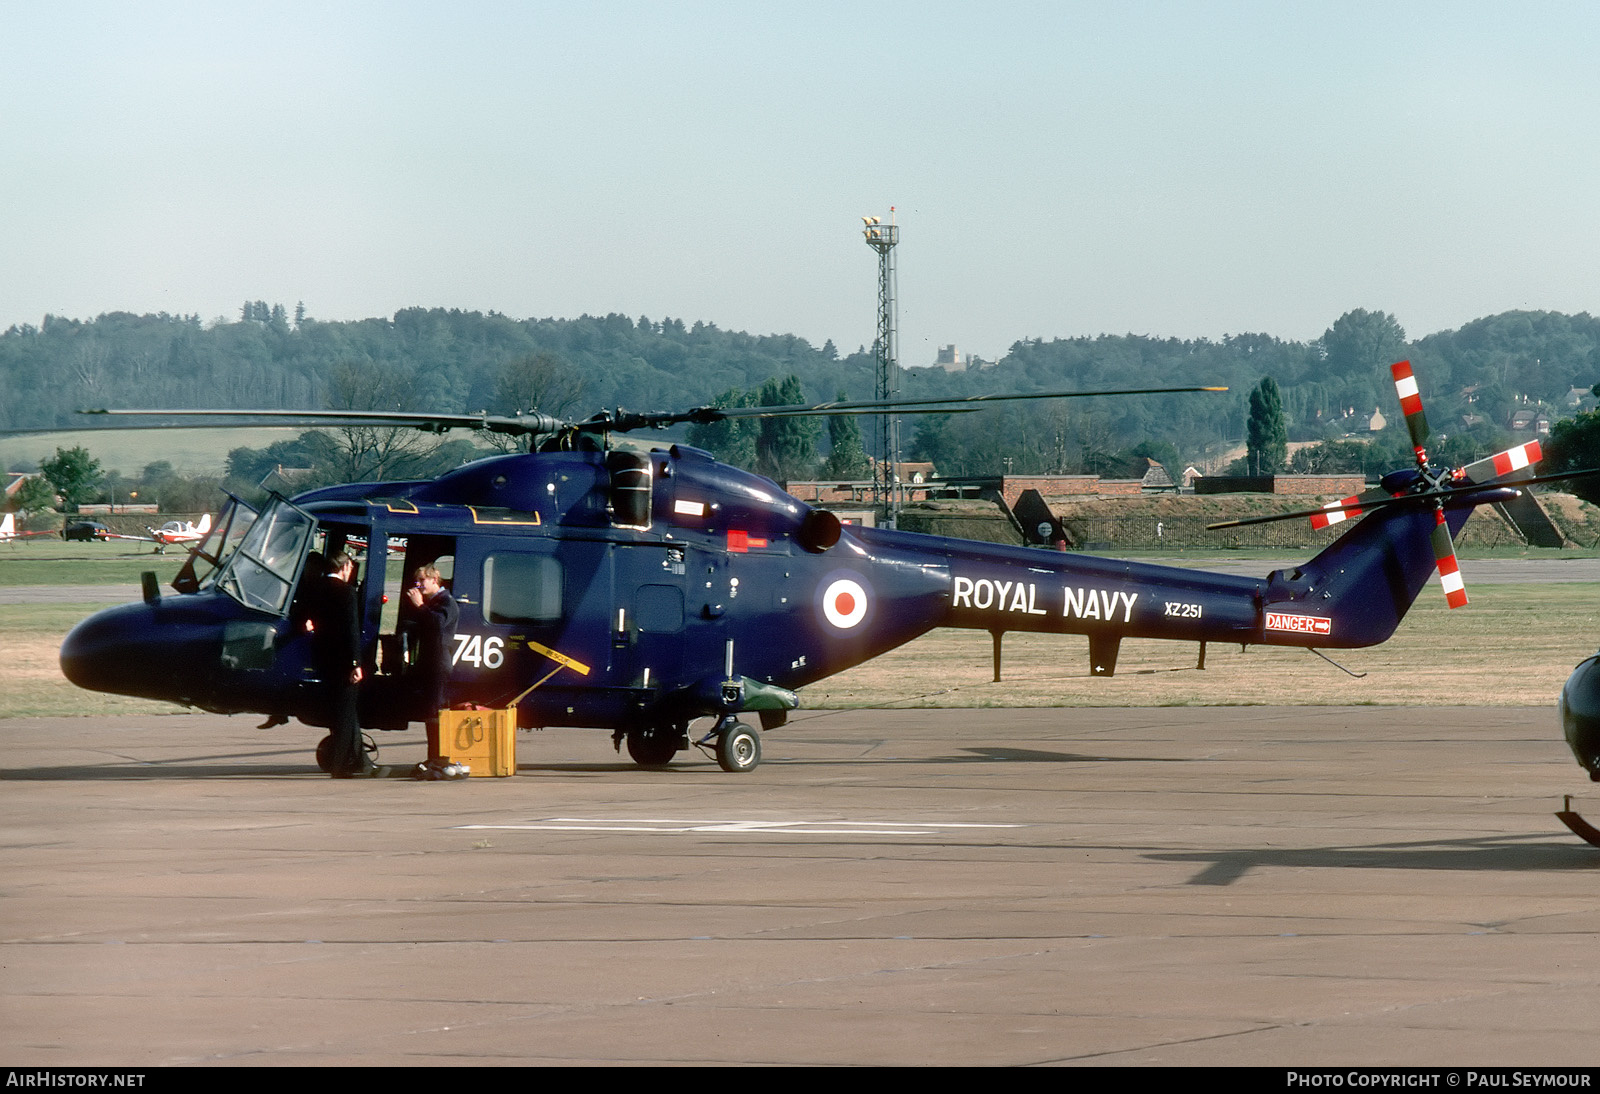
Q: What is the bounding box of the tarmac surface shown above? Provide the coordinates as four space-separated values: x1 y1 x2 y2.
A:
4 706 1599 1066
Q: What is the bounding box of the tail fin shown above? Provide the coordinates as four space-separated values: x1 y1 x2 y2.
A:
196 513 212 535
0 513 13 539
1262 501 1471 649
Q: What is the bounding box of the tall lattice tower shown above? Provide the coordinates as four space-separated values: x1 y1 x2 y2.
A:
862 211 900 526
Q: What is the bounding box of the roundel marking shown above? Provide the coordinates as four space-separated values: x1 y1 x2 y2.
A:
821 577 868 629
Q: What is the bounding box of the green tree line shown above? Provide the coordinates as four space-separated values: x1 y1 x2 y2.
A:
5 304 1596 486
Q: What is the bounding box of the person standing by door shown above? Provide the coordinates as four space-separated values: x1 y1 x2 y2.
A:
310 549 370 777
404 564 461 778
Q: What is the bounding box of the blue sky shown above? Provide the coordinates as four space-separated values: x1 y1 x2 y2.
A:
3 1 1598 363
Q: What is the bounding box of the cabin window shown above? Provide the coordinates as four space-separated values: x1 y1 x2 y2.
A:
482 553 562 624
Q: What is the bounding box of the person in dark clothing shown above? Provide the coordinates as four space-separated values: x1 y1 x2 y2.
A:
404 564 459 776
309 549 370 777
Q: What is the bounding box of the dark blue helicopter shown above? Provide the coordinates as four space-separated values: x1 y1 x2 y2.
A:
54 368 1563 775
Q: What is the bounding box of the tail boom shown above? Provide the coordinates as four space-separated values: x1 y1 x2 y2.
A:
883 493 1482 665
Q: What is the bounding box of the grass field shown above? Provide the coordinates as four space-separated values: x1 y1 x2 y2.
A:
0 426 306 477
0 543 190 586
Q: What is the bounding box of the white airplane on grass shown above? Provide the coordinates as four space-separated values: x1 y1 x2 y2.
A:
104 513 212 553
0 513 59 542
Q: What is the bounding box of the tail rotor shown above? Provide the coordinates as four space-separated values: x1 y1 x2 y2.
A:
1214 360 1564 612
1388 359 1474 609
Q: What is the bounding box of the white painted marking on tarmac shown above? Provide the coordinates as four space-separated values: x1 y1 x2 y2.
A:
456 817 1025 836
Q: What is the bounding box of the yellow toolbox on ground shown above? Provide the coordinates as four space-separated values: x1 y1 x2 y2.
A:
439 705 517 777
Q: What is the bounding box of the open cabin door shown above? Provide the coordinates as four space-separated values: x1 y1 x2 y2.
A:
371 535 458 724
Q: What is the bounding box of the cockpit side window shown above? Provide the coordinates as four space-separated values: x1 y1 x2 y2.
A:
172 494 257 594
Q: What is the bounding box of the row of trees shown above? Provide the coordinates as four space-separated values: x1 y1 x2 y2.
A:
1235 371 1523 479
0 307 875 436
6 304 1596 489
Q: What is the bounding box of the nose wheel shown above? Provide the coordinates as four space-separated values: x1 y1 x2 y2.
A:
315 733 376 773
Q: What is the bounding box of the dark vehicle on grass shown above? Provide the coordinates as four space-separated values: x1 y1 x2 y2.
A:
62 521 110 542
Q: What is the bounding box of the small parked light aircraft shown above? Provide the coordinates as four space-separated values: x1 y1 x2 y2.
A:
0 512 60 541
104 514 213 553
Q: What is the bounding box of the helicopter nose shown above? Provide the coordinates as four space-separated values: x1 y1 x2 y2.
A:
60 602 217 701
61 604 157 696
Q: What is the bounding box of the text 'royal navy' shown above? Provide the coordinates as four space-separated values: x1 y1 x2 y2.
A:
952 577 1139 624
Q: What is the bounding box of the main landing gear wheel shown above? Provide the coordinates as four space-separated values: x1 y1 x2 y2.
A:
716 721 761 773
315 733 376 774
626 725 682 767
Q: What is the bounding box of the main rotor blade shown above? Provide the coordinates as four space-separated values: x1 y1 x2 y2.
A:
79 408 566 436
631 385 1229 431
695 404 987 420
715 385 1230 418
75 384 1228 439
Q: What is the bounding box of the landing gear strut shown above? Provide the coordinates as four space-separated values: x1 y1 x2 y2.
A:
694 716 761 773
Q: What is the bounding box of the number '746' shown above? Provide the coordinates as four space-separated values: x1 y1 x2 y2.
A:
452 634 504 669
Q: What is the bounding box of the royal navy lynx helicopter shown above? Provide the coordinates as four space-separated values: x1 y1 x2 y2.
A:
56 365 1552 774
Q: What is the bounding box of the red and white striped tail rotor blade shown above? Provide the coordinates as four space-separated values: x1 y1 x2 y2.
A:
1391 360 1430 467
1309 488 1386 529
1310 494 1363 529
1431 508 1468 609
1459 439 1541 485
